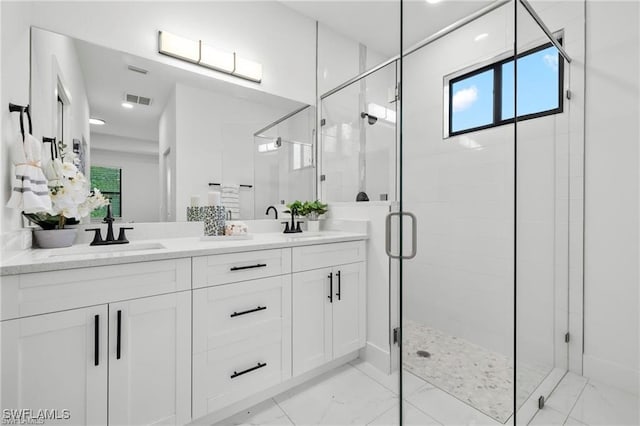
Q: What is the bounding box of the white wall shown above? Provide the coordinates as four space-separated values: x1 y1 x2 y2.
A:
1 1 33 236
91 147 160 223
172 83 292 221
30 27 90 156
27 1 315 105
583 0 639 395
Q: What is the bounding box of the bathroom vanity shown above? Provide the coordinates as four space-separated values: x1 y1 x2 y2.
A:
0 232 367 425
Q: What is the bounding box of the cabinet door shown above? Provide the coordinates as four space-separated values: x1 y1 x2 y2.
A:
292 268 333 376
1 306 108 425
108 292 191 426
332 262 366 359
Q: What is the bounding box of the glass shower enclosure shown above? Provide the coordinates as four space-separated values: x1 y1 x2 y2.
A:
319 0 580 423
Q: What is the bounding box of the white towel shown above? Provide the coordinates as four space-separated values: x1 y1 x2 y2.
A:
6 118 51 213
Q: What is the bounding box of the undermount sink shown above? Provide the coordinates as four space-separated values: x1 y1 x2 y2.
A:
284 232 339 240
46 242 166 257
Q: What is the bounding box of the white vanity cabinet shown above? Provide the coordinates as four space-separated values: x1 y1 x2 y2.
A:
108 292 191 425
1 305 109 425
291 242 366 376
191 250 292 419
0 259 192 426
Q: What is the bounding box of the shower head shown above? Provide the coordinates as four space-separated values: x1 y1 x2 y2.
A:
360 112 378 125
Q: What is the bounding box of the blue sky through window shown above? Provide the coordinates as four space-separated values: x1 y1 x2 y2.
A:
502 46 560 120
451 69 494 133
450 45 561 135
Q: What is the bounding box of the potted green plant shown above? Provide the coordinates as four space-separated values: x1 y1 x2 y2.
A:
286 200 327 232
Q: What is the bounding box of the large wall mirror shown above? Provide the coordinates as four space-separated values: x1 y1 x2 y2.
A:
30 27 315 223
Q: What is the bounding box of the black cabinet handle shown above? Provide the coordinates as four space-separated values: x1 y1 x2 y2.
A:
116 310 122 360
230 362 267 379
328 272 333 303
230 306 267 318
336 270 341 301
94 315 99 366
230 263 267 271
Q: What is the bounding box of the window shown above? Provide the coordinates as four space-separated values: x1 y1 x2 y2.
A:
90 166 122 218
448 42 563 137
292 143 313 170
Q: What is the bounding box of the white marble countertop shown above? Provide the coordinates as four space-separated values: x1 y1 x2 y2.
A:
0 231 367 276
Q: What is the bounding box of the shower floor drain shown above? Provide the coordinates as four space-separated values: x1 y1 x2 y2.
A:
416 350 431 358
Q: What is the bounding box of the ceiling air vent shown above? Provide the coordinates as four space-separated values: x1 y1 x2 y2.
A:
127 65 148 75
124 93 152 106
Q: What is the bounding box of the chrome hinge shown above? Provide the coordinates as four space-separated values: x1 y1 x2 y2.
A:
565 332 570 343
393 327 400 345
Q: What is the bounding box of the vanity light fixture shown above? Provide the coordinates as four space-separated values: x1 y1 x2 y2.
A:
158 31 200 63
89 118 106 126
200 43 235 73
234 56 263 83
158 31 262 83
121 102 134 109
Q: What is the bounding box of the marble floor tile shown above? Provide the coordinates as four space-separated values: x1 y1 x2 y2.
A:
545 372 588 415
406 384 501 426
528 407 568 425
349 359 432 396
367 401 442 426
274 364 397 425
214 399 293 426
563 416 588 425
569 380 639 426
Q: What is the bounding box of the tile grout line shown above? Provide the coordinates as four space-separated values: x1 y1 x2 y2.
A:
562 378 589 424
272 397 297 426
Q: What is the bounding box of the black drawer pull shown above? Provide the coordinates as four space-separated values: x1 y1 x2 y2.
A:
230 263 267 271
116 310 122 360
230 362 267 379
94 315 99 366
230 306 267 318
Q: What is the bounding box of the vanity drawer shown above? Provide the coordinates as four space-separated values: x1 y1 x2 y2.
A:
192 248 291 288
292 241 366 272
192 275 292 353
1 259 191 321
192 333 289 417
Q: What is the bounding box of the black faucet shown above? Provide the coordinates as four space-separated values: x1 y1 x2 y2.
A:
282 208 303 234
265 205 278 219
85 204 133 245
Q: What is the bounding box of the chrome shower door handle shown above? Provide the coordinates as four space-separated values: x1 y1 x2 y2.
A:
385 211 418 260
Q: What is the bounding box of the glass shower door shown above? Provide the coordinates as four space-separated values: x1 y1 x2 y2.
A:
396 0 576 424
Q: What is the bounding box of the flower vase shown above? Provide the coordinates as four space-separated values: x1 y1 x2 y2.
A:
33 228 78 248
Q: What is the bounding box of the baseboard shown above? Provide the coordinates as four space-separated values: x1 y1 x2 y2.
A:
583 354 639 395
188 351 360 425
360 341 391 374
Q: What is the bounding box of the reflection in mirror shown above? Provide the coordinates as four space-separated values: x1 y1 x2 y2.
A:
30 27 312 223
253 106 316 218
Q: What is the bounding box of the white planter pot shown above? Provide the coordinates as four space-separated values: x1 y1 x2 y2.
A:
33 228 78 248
307 220 320 233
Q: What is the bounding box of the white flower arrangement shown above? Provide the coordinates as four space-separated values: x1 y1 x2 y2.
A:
24 147 109 230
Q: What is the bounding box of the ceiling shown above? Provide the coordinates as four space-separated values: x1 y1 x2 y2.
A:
74 38 303 143
281 0 493 57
